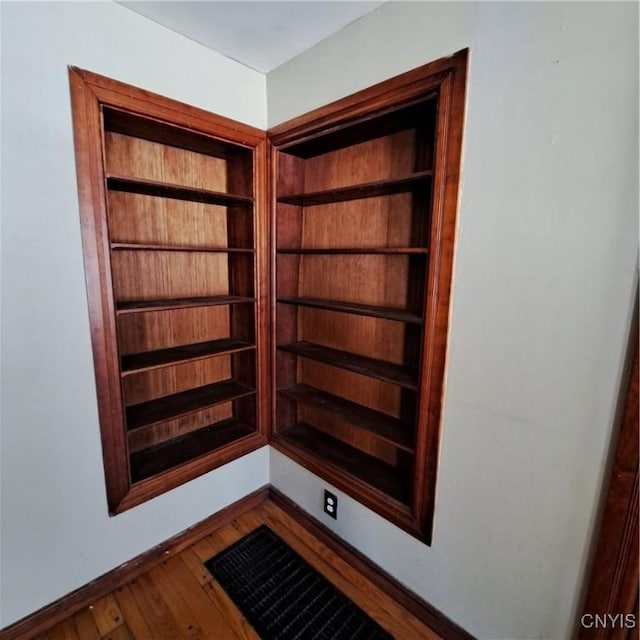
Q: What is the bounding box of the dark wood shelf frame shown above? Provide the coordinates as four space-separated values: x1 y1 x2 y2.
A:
106 174 252 206
279 384 413 451
277 171 431 207
278 341 418 390
121 338 255 376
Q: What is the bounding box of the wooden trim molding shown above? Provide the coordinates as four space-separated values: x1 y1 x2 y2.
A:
0 484 474 640
579 322 639 639
0 486 270 640
268 486 476 640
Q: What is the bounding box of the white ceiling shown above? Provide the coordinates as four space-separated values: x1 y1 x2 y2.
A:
119 1 384 73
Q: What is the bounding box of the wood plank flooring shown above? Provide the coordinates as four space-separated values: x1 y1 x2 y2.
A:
34 499 440 639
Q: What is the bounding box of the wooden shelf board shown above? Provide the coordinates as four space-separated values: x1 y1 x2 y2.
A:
276 171 431 206
121 338 255 376
278 422 411 505
116 295 254 314
279 384 414 451
278 341 417 390
106 174 252 206
277 247 428 255
130 418 254 483
125 379 255 431
277 297 422 324
111 242 255 254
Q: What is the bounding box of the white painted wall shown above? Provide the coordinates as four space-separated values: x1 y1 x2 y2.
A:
0 1 267 627
268 3 639 639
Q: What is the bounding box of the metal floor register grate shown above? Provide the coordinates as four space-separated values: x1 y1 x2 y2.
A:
204 524 393 640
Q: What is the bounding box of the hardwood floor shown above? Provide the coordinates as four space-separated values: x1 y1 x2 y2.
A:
33 499 440 640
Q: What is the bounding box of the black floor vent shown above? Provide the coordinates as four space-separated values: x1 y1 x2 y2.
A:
205 525 393 640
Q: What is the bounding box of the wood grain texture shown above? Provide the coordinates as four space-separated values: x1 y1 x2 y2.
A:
70 609 100 640
106 192 229 247
129 418 255 483
88 595 123 637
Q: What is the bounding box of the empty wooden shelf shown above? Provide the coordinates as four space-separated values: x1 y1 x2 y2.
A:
278 422 412 506
276 171 431 206
278 384 413 451
70 49 467 542
121 338 255 376
130 418 254 483
278 341 418 389
126 379 256 432
276 297 423 324
106 174 253 206
115 296 254 314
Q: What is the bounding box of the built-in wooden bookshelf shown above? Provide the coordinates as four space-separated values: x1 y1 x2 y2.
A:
69 68 268 513
70 50 467 541
270 50 467 542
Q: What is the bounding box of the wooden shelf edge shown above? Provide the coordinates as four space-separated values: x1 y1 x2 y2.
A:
121 338 255 376
270 433 416 530
276 422 411 505
278 384 414 452
106 174 252 206
125 379 256 432
116 295 255 314
277 247 428 255
111 242 255 254
129 418 255 483
117 433 269 513
277 297 423 324
276 171 432 206
278 341 418 390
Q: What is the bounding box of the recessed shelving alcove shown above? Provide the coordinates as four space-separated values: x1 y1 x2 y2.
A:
70 49 467 541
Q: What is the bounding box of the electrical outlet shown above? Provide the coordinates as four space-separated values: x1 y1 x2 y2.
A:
323 489 338 519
